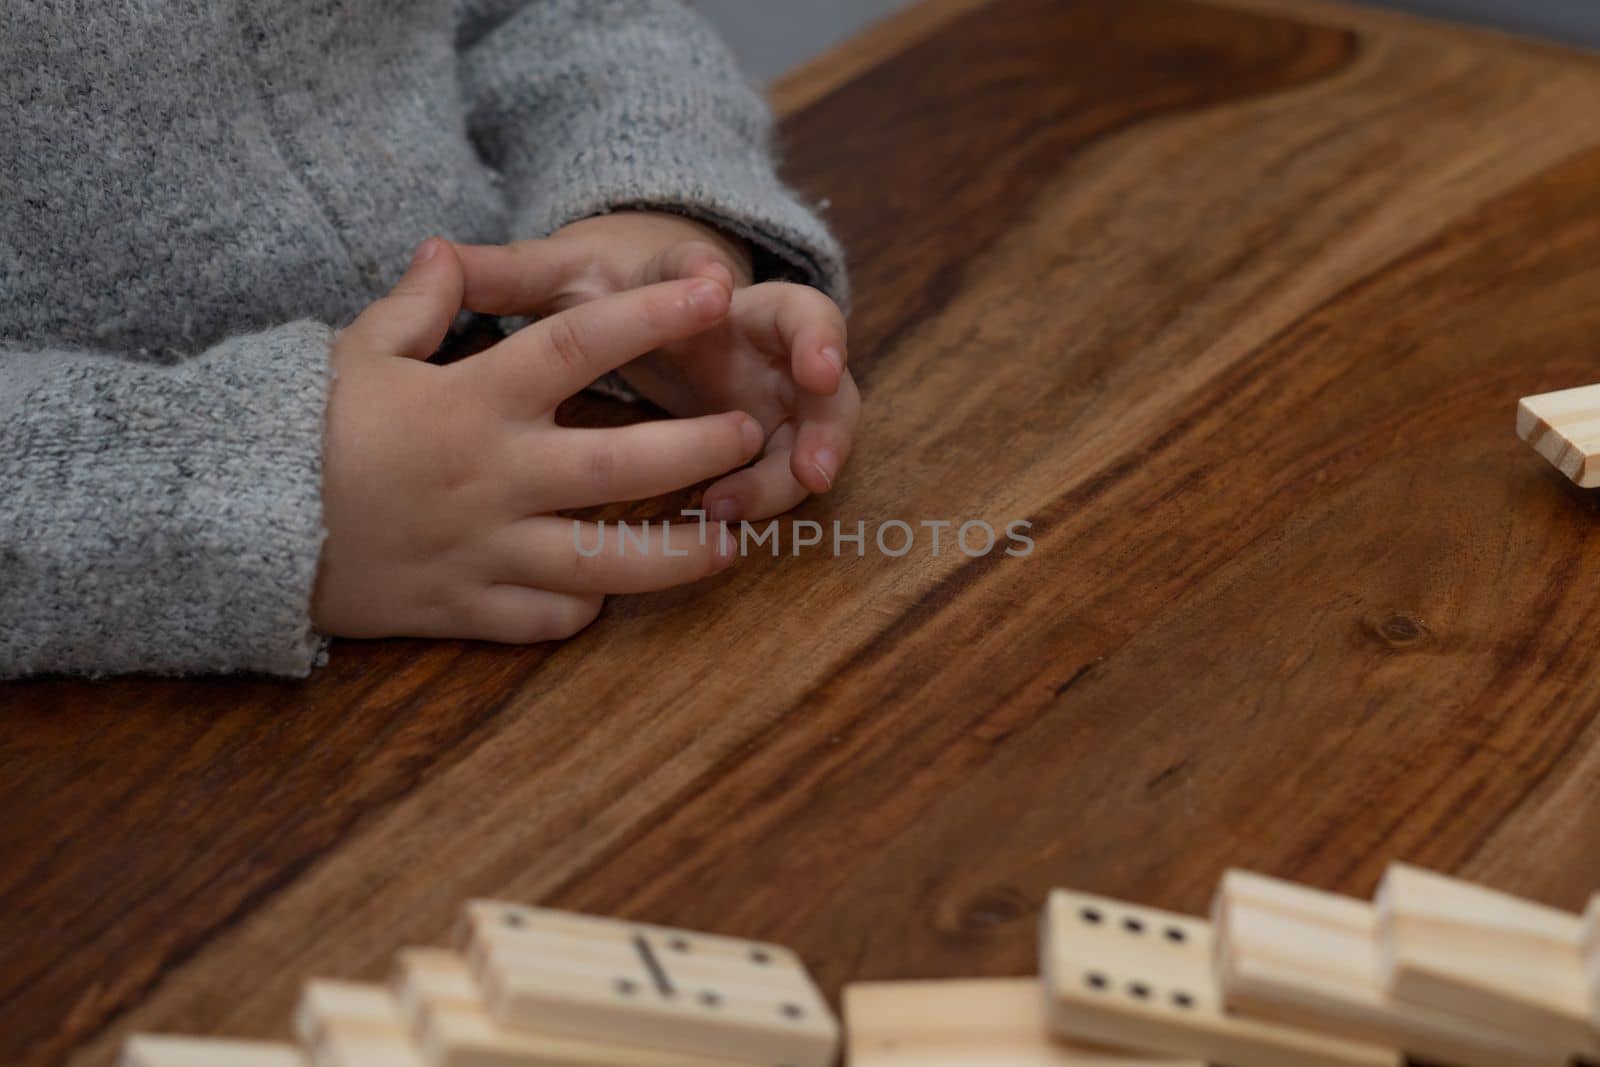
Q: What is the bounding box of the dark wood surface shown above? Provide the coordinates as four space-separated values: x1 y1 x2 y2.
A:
8 1 1600 1063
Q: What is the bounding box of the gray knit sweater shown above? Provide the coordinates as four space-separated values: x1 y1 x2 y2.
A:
0 0 845 679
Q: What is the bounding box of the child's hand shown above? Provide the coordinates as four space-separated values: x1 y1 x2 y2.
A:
454 212 858 522
312 239 757 643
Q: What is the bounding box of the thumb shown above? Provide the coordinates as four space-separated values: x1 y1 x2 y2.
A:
453 238 582 316
342 238 465 360
635 239 737 293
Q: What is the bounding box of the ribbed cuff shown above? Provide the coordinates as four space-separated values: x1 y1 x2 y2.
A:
0 321 334 678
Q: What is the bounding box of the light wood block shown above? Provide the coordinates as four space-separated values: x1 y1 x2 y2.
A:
844 977 1203 1066
1376 863 1598 1054
1518 383 1600 487
392 946 749 1067
295 979 425 1067
1582 895 1599 1031
1214 870 1567 1067
120 1036 307 1067
459 901 837 1067
1040 889 1399 1067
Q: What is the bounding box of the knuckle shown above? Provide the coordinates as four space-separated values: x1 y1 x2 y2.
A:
555 595 604 638
720 416 752 462
387 279 429 302
584 440 620 495
796 285 842 324
765 375 793 414
543 316 590 376
637 287 676 332
676 240 720 267
569 539 605 586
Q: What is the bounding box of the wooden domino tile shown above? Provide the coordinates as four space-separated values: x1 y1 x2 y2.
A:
295 979 426 1067
392 946 747 1067
1040 889 1400 1067
1376 863 1599 1055
1213 870 1566 1067
1581 894 1599 1031
459 901 838 1067
1518 383 1600 487
844 976 1203 1066
120 1036 307 1067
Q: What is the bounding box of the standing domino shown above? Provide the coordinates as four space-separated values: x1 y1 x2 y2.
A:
1213 870 1566 1067
1040 889 1399 1067
392 946 745 1067
295 979 426 1067
1583 895 1600 1031
459 901 838 1067
1375 864 1599 1056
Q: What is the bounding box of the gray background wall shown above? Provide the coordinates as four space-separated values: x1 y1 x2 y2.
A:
1372 1 1600 48
695 1 1600 84
693 0 911 84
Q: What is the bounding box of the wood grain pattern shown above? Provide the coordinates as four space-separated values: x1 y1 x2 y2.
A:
6 1 1600 1065
767 0 992 118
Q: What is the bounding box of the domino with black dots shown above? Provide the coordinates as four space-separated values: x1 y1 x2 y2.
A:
458 901 838 1067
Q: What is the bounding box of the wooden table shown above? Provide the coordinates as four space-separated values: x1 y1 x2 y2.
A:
7 1 1600 1063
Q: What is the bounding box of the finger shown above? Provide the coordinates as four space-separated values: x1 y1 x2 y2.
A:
531 411 765 512
471 278 731 410
735 282 849 396
452 239 583 316
635 239 737 293
792 370 861 494
465 586 604 644
701 420 810 522
341 238 464 359
492 516 739 595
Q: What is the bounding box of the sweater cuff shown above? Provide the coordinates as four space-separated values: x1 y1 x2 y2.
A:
0 321 334 679
496 80 851 308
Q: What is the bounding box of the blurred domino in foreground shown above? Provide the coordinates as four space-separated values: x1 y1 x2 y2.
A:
114 874 1600 1067
459 901 838 1067
1586 895 1600 1030
295 979 425 1067
1376 864 1600 1057
120 1036 307 1067
392 946 742 1067
1213 870 1566 1067
1040 889 1398 1067
845 976 1201 1066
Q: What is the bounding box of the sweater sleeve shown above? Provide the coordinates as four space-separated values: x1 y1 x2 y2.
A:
0 322 334 679
457 0 848 306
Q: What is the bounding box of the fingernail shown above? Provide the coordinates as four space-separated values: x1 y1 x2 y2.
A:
715 523 738 565
812 447 838 491
708 497 742 523
737 415 764 456
688 279 724 314
411 238 439 267
820 346 844 375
